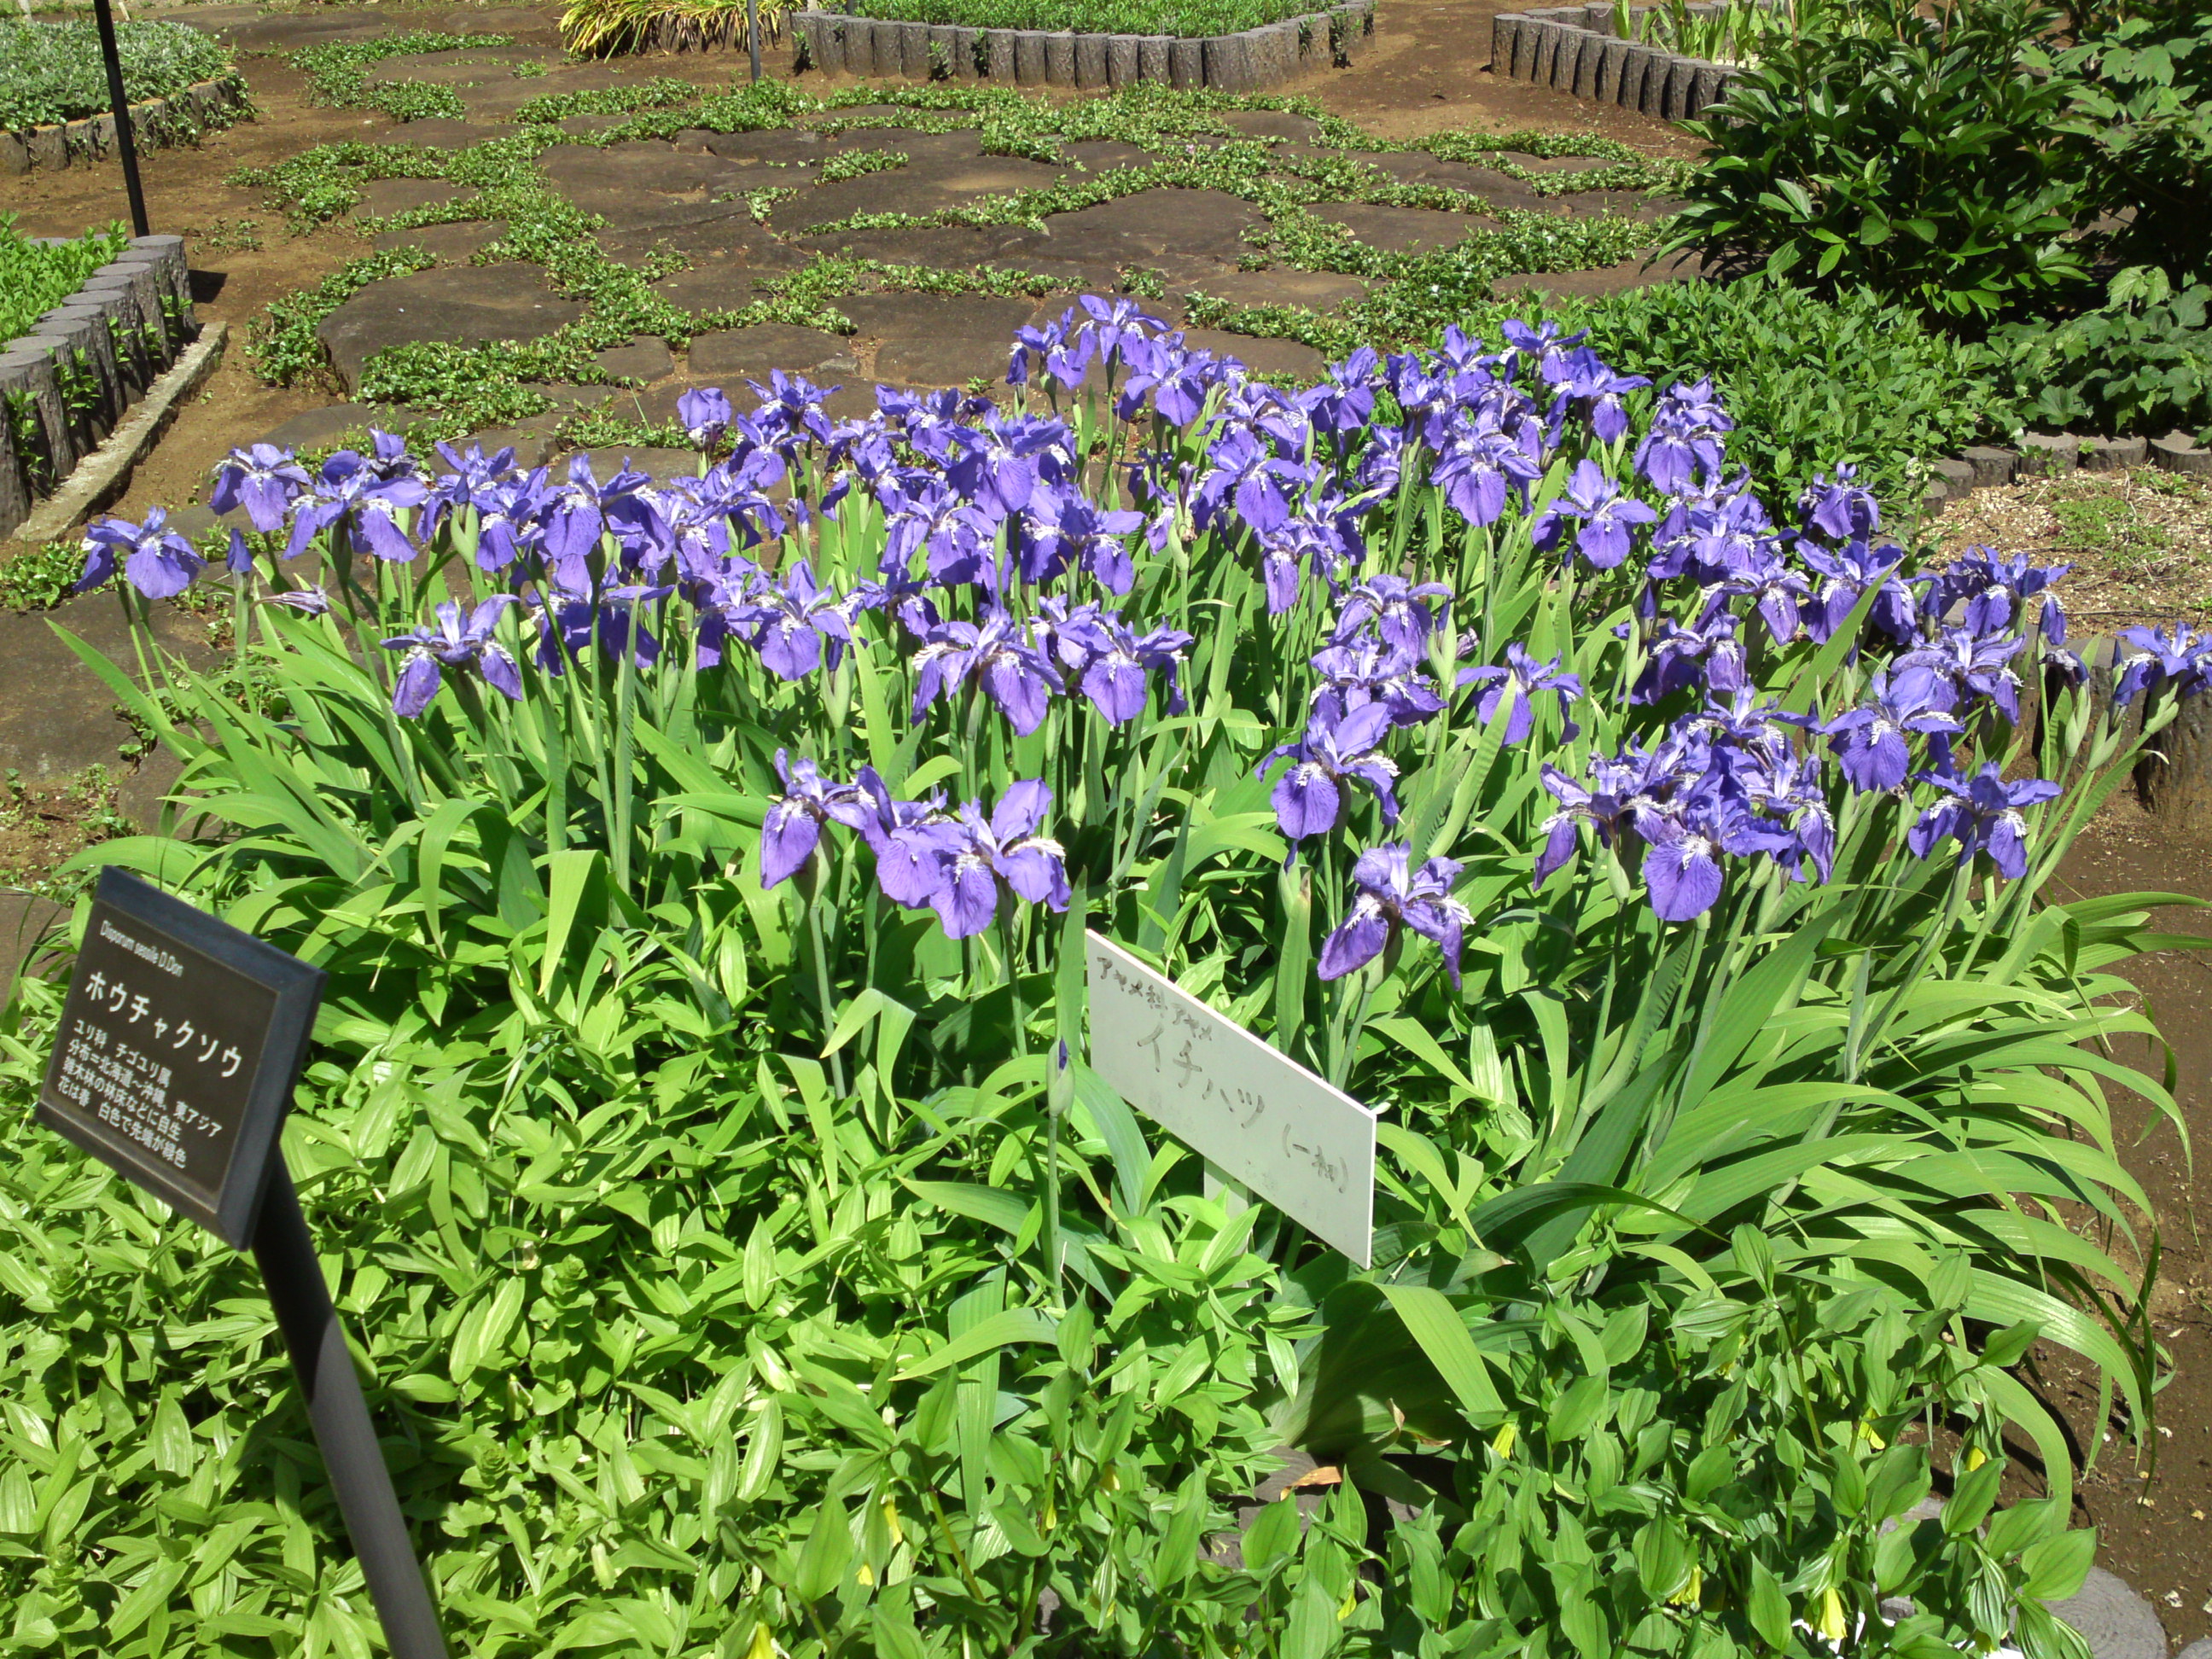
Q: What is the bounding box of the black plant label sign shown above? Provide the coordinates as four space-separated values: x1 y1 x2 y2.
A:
38 868 325 1249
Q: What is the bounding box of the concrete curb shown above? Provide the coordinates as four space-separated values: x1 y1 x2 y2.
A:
1 236 197 541
1917 428 2212 518
6 322 226 547
789 1 1372 87
1489 3 1739 122
0 77 250 175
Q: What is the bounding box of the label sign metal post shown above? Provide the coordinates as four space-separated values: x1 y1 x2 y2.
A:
37 868 449 1659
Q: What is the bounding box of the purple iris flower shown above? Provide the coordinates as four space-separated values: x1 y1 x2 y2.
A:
1713 545 1814 646
1632 613 1746 706
1309 638 1443 728
1534 749 1662 888
1633 800 1726 923
1258 507 1360 616
1008 311 1086 391
1430 409 1541 528
1797 537 1917 646
1195 428 1310 538
1458 643 1583 745
1530 460 1658 571
679 387 734 451
1930 550 2074 643
1818 667 1962 792
759 750 864 889
1335 574 1452 656
1906 764 2061 880
1117 335 1224 427
932 782 1071 939
1034 489 1145 595
911 609 1064 736
420 441 524 550
882 475 998 589
841 766 960 909
285 450 429 564
1259 696 1401 842
2114 624 2212 705
747 370 838 453
224 528 253 577
380 596 522 718
1798 465 1879 544
746 561 858 681
267 585 331 615
938 415 1073 521
1899 627 2026 721
1633 379 1733 495
1549 347 1650 445
210 443 312 534
1302 346 1380 438
76 508 204 599
1317 845 1473 987
1047 610 1193 725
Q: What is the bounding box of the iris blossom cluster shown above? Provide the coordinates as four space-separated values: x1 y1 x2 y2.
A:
82 295 2195 981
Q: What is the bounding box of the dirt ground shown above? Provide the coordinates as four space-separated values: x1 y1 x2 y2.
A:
2 0 1691 536
2046 800 2212 1649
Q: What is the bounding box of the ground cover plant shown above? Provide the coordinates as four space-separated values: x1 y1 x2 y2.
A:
290 30 523 125
0 215 130 346
0 292 2198 1657
0 17 242 131
229 76 1674 444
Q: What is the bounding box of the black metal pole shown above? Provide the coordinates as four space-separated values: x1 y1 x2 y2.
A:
253 1160 451 1659
747 0 763 82
90 0 151 239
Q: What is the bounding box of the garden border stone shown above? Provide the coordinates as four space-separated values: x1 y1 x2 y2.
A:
0 235 195 541
788 4 1362 88
0 76 249 176
1489 2 1743 121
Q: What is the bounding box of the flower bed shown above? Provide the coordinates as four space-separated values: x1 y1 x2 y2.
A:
0 233 196 539
3 296 2194 1656
790 0 1370 86
0 19 249 174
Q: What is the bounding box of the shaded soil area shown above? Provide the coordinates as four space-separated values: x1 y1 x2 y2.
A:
2045 799 2212 1649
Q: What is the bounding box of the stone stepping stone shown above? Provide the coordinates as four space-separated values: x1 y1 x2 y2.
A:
686 323 855 385
553 445 698 480
368 47 547 84
2045 1568 2166 1659
556 114 639 137
1062 140 1155 172
823 128 984 165
175 8 389 48
1218 109 1324 143
1312 201 1499 253
1180 328 1325 385
525 382 620 411
317 264 585 394
360 119 509 152
355 178 469 219
994 256 1149 295
1025 187 1263 265
770 154 1069 233
372 220 509 263
649 268 767 312
1499 151 1618 175
790 224 1037 270
838 292 1037 387
253 402 425 453
457 67 632 119
1490 251 1703 302
0 596 214 781
596 337 677 382
1177 269 1370 310
674 129 825 167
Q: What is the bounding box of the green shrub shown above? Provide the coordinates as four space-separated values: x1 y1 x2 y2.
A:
2043 6 2212 284
1978 265 2212 443
0 18 238 130
1553 275 2015 506
0 215 129 345
1668 0 2093 326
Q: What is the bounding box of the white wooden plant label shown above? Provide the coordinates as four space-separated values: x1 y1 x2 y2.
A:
1085 932 1377 1267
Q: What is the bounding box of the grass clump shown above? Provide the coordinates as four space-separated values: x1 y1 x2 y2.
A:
0 17 240 128
0 216 129 344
